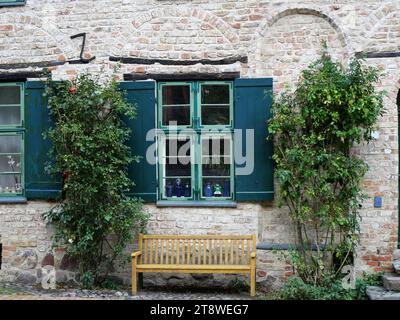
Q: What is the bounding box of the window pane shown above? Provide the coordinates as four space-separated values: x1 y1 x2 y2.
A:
0 135 21 154
202 178 231 198
200 84 230 126
164 177 192 198
164 137 191 176
162 137 192 197
201 105 230 125
162 105 190 126
202 137 230 157
201 85 229 104
166 138 191 156
166 157 191 177
202 157 230 176
0 155 21 173
0 86 20 105
0 106 21 125
201 136 231 191
0 174 22 194
162 85 190 105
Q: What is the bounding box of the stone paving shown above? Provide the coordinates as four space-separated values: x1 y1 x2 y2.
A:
0 283 255 300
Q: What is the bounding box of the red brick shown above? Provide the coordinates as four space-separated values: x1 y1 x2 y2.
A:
232 23 241 29
249 15 262 21
181 53 190 60
0 25 13 31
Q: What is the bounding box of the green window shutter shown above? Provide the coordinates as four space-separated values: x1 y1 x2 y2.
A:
120 81 157 202
25 81 61 199
234 78 274 201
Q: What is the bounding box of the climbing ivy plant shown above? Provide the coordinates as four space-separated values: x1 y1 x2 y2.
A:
268 52 385 285
43 72 149 287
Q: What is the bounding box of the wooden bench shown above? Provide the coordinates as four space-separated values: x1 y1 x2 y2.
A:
131 234 257 296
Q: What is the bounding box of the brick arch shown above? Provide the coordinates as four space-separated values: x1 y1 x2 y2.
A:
109 7 241 57
130 7 240 45
0 13 76 61
248 7 349 89
255 7 352 54
363 2 399 52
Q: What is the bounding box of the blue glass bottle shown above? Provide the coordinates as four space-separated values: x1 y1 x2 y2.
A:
166 181 173 197
204 182 213 197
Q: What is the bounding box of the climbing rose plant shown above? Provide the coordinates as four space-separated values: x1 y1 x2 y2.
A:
43 72 149 287
268 52 385 285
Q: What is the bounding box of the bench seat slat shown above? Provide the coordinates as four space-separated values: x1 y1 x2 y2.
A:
143 235 253 240
137 264 251 274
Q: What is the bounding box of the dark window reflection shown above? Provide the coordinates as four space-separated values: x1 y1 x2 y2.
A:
162 85 190 105
0 86 20 105
201 85 229 104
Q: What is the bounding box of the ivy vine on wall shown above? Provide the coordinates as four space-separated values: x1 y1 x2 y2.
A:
268 51 385 285
42 71 149 288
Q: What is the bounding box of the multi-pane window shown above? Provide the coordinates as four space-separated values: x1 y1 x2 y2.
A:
0 83 24 197
157 81 234 201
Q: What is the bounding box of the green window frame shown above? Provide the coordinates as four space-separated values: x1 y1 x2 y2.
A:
157 81 234 202
0 82 25 199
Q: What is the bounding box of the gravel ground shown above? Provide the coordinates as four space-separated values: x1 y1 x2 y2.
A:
0 282 255 300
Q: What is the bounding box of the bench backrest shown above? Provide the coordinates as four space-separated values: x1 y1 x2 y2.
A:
138 234 256 266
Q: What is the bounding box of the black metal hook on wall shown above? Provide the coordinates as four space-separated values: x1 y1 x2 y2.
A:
69 33 96 64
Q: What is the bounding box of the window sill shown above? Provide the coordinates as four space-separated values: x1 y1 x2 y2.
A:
156 200 237 208
0 1 26 7
0 196 27 204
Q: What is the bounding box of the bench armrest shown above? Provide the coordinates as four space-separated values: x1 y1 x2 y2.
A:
251 252 256 259
131 251 142 258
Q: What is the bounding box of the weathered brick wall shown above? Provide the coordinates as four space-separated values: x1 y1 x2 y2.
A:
0 0 399 290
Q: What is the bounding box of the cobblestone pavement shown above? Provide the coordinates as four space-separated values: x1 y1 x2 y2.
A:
0 292 253 300
0 283 255 300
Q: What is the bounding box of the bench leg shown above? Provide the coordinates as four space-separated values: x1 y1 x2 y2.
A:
250 258 256 297
132 258 137 295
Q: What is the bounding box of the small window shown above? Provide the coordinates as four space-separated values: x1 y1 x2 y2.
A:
0 0 26 7
157 81 234 202
200 83 232 127
0 83 24 198
159 82 193 127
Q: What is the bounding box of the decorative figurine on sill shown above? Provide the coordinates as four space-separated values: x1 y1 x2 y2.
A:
213 183 222 197
175 178 183 197
166 181 173 197
184 183 191 197
223 180 230 197
204 182 213 197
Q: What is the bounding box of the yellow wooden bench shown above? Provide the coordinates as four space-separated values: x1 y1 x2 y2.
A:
131 233 257 296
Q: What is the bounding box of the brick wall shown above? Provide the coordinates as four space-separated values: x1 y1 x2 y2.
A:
0 0 399 290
